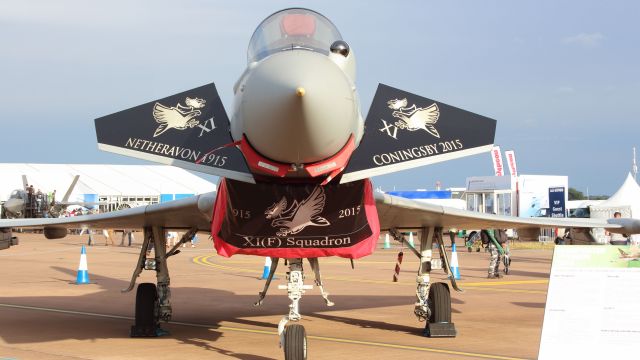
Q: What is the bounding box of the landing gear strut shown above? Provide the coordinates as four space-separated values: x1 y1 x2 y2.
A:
276 259 311 360
254 257 333 360
389 227 459 337
125 226 196 337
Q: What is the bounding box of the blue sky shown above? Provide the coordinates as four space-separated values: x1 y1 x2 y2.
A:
1 0 638 195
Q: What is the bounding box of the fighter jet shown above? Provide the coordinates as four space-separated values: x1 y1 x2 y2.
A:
2 8 639 360
1 175 92 219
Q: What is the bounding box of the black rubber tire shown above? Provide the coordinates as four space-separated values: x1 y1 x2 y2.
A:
284 324 307 360
135 283 158 328
428 282 452 323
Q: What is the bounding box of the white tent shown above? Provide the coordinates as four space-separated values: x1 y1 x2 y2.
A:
0 163 217 201
590 173 640 243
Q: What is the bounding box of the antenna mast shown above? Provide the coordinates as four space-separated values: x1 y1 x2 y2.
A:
633 147 638 181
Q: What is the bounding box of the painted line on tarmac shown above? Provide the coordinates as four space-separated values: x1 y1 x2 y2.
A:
0 303 530 360
463 279 548 286
193 255 547 293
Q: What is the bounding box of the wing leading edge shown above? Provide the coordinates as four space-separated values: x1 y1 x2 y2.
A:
2 191 636 241
375 192 631 233
0 192 216 233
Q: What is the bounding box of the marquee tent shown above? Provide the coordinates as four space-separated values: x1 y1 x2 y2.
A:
590 173 640 243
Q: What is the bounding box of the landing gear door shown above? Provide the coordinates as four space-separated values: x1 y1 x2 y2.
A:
95 83 254 183
340 83 496 183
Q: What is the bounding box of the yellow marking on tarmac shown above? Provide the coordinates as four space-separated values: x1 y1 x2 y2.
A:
465 287 546 294
192 255 548 294
0 303 530 360
199 256 399 265
463 279 548 287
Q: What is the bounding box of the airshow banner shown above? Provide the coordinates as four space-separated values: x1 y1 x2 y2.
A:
95 83 254 183
340 83 496 183
491 146 505 176
504 150 518 177
211 179 380 258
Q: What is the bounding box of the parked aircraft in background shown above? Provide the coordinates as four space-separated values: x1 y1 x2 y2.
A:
1 175 94 219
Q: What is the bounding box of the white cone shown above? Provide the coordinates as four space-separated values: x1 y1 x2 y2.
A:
451 244 461 280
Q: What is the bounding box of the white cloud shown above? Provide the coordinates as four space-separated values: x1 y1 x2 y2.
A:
562 32 605 47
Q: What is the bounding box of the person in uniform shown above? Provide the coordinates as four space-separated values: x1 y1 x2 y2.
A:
481 228 507 278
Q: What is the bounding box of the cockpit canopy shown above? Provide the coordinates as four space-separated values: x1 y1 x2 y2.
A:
9 190 23 199
247 8 343 63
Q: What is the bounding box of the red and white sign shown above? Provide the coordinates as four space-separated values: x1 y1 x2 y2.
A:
491 146 505 176
505 150 518 177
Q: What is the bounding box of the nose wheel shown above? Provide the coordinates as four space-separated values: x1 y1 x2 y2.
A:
283 324 307 360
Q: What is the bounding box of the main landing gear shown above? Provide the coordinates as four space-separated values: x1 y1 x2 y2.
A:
254 257 334 360
389 226 461 337
124 226 197 337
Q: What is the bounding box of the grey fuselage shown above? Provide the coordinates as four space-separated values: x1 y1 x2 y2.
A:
230 46 364 168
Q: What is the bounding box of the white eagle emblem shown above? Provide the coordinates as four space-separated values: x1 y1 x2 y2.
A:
152 97 206 137
266 186 330 236
387 98 440 138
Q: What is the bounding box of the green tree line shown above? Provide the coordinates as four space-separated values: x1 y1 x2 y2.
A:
568 187 608 200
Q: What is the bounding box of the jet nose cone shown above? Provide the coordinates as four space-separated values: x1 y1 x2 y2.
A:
236 51 359 164
4 199 22 213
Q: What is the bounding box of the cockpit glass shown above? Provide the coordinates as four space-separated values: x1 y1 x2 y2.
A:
247 8 342 63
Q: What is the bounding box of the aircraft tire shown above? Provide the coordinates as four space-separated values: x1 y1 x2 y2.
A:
135 283 158 329
428 282 452 324
284 324 307 360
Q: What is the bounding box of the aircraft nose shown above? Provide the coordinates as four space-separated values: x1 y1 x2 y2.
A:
235 51 359 164
4 199 21 212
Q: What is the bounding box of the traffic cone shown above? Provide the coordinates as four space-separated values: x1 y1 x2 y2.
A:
383 233 391 249
408 232 415 248
450 243 461 280
260 257 271 280
76 245 91 284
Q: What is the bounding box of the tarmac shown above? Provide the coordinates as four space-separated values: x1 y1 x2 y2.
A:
0 233 553 360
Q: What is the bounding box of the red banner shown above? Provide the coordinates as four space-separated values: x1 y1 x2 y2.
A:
491 146 504 176
211 179 380 259
505 150 518 177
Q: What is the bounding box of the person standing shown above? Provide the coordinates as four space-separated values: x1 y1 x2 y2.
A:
448 228 457 247
191 233 198 248
103 229 115 246
127 230 134 247
166 231 178 247
481 229 507 278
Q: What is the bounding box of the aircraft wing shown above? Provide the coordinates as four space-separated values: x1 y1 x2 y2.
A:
1 191 635 240
374 192 631 233
0 192 216 233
